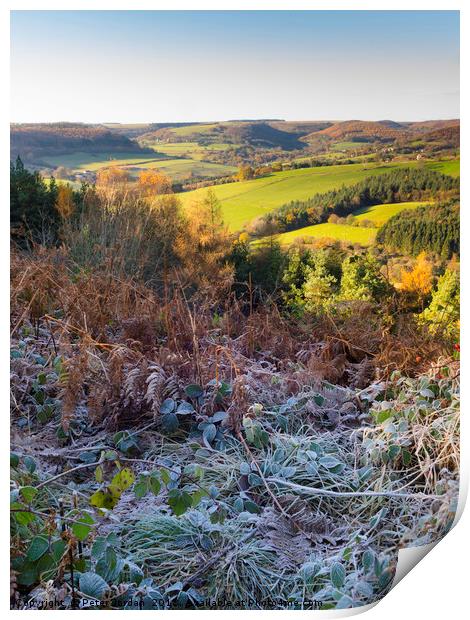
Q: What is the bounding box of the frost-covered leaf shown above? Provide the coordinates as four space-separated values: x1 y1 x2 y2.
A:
176 401 194 415
79 572 109 600
319 456 342 470
160 398 176 414
330 562 346 589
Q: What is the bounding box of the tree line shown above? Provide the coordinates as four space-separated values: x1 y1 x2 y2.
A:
254 168 459 236
376 201 459 259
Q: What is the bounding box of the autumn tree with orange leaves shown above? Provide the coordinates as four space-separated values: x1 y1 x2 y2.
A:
176 189 233 293
96 167 130 187
400 252 434 308
55 184 75 219
137 170 172 197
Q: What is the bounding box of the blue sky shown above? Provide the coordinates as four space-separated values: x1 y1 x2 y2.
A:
10 11 460 122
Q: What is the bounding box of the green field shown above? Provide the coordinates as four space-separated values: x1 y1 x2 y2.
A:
271 201 430 247
177 159 458 232
42 149 236 180
274 223 376 246
143 141 235 160
353 201 431 225
121 158 237 180
330 141 364 151
42 151 167 170
423 159 460 177
43 177 82 190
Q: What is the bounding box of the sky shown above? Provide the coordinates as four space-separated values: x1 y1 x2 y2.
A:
10 10 460 123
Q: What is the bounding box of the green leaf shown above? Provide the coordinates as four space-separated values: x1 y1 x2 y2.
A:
244 499 261 514
146 475 160 496
276 414 288 431
388 444 401 460
358 466 373 482
168 489 193 516
161 412 179 434
24 456 37 474
51 539 66 562
20 486 38 503
91 537 108 559
176 591 189 608
313 394 325 406
26 536 49 562
97 553 124 583
79 572 109 600
72 512 94 541
160 468 171 485
103 450 118 461
134 477 149 499
17 561 38 586
36 553 56 578
376 409 394 424
185 384 204 398
12 506 36 526
402 449 412 466
10 453 19 468
190 488 208 507
330 562 346 589
280 466 296 478
306 462 318 475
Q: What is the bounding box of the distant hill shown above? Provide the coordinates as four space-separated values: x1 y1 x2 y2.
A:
11 123 152 164
140 121 306 150
267 121 333 135
405 119 460 133
11 119 460 169
221 122 304 149
420 124 460 147
300 118 460 147
305 120 406 143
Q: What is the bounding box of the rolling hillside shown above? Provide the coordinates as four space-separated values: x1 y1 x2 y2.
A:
139 121 305 150
269 201 431 246
10 123 152 165
177 159 459 231
304 120 405 143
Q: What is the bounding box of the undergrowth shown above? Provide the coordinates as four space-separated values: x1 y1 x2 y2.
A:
10 248 459 610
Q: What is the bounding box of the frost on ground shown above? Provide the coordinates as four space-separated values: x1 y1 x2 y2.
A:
10 252 459 610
